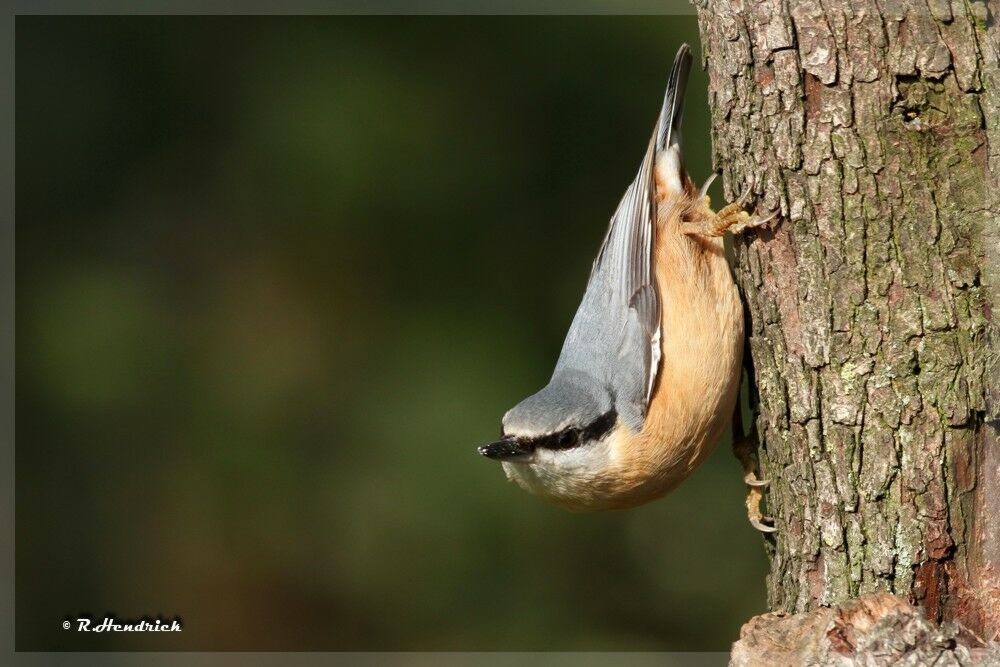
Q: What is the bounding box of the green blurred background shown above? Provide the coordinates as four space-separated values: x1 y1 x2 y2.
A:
16 15 767 651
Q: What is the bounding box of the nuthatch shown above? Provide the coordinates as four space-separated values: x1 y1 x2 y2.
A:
478 44 777 532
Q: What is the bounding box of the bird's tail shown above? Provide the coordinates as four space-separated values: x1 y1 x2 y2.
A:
655 44 692 156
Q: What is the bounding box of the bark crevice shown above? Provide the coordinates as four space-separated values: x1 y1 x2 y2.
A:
695 0 1000 640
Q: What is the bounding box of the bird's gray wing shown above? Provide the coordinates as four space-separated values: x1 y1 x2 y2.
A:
551 128 658 432
595 134 661 401
553 44 692 431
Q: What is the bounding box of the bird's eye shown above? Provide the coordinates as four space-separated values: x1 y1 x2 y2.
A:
557 430 578 448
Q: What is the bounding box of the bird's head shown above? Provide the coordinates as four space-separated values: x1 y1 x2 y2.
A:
478 372 644 510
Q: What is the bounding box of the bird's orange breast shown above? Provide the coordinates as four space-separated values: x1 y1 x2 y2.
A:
604 185 745 506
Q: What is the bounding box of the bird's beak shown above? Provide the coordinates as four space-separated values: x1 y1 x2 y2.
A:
477 437 533 461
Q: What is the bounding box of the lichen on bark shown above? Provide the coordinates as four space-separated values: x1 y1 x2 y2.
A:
694 0 1000 639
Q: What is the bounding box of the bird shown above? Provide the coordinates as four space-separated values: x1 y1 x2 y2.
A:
477 43 777 532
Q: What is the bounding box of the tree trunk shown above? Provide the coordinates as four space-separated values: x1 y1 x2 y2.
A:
694 0 1000 645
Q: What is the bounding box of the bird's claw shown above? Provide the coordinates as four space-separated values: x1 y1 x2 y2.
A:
736 183 753 206
747 485 777 534
734 433 777 534
727 208 779 235
698 171 719 200
749 517 778 534
747 208 779 229
680 190 779 237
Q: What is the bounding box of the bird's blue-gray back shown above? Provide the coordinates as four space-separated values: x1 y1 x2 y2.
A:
505 44 692 436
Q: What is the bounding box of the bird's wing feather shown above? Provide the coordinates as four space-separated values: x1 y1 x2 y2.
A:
552 129 659 430
594 135 660 405
553 44 691 430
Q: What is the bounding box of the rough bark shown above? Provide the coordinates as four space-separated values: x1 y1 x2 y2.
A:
694 0 1000 644
730 593 1000 666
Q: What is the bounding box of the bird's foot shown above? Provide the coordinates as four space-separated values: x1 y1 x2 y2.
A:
679 185 778 238
746 483 777 534
734 434 777 534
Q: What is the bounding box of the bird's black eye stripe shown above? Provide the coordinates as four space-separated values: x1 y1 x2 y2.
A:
532 410 618 452
582 410 618 442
